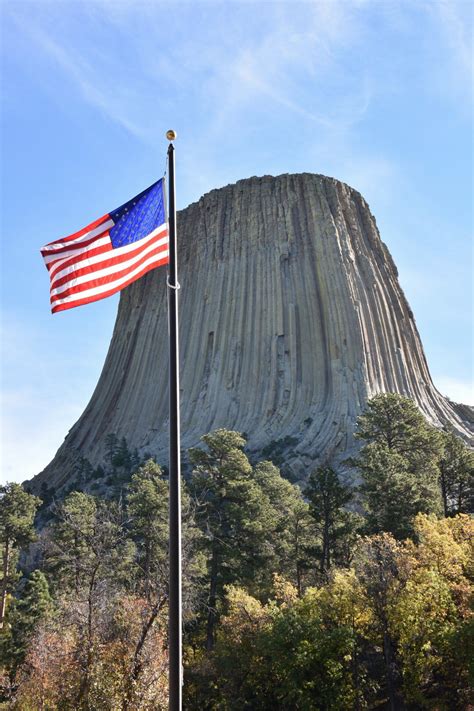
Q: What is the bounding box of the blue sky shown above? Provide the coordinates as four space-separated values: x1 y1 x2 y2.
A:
1 0 472 484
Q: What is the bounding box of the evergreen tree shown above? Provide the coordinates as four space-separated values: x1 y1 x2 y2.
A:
72 456 94 488
354 394 443 538
112 437 133 476
357 445 433 539
1 570 53 678
304 466 360 573
252 460 314 595
0 483 41 629
126 460 168 600
104 433 120 476
355 393 443 464
189 430 278 650
438 429 474 516
126 459 204 612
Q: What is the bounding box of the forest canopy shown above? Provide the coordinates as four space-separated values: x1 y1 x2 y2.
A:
0 394 472 710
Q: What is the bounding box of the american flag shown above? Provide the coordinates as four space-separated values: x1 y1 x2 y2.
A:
41 179 169 313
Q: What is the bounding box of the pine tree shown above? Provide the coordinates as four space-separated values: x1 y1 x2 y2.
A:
0 483 41 629
355 393 443 463
439 429 474 516
105 433 119 469
189 430 278 650
354 394 443 538
252 460 314 595
126 460 169 600
113 437 133 476
1 570 53 678
304 466 360 573
126 459 204 609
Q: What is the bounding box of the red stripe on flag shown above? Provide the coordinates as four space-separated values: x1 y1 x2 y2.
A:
50 241 169 301
49 231 167 292
41 181 170 313
49 241 114 290
43 234 110 267
51 254 169 313
41 214 111 250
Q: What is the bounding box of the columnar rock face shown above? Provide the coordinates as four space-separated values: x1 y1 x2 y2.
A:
32 173 473 490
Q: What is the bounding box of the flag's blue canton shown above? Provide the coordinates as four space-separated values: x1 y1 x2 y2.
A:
109 179 166 249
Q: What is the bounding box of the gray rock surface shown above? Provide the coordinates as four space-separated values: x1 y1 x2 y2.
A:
31 173 473 490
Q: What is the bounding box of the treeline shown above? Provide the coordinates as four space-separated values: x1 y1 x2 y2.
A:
37 433 148 509
0 394 472 709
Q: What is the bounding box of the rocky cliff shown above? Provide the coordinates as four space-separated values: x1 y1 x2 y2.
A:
31 173 473 490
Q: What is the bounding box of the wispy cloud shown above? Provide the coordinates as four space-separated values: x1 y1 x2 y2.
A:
1 0 471 483
5 1 373 155
6 16 149 142
433 1 473 78
202 2 372 136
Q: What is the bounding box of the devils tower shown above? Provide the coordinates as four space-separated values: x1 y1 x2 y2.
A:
31 173 473 491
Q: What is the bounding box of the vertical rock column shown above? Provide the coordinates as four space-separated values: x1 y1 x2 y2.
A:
32 173 473 490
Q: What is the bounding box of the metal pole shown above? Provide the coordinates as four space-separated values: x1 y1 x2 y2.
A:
166 133 182 711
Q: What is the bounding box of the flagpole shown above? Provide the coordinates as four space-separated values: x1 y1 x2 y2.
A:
166 130 182 711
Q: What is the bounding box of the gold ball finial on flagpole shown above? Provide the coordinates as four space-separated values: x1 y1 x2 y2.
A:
166 129 177 141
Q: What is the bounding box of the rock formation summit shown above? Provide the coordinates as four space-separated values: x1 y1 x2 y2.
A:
33 173 473 490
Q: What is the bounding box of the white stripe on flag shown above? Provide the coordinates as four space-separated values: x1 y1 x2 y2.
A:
50 229 168 288
47 235 111 277
42 219 115 254
50 249 169 308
